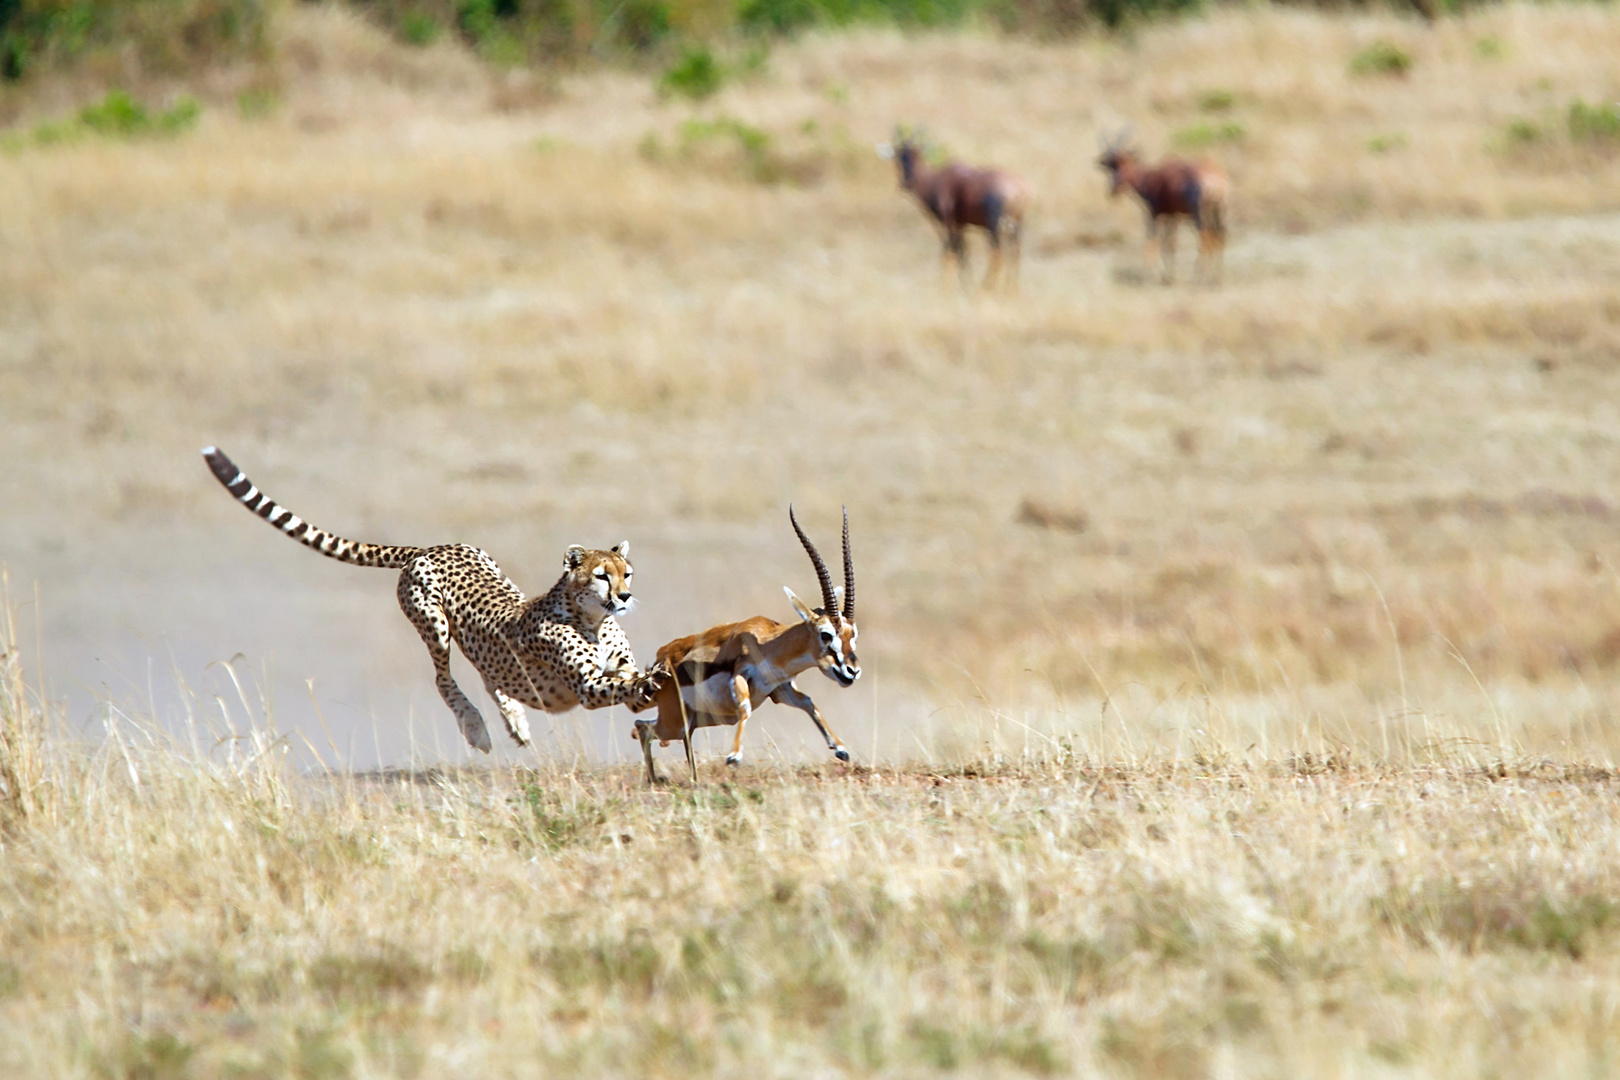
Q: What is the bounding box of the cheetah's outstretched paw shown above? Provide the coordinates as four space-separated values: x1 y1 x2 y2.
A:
624 661 672 712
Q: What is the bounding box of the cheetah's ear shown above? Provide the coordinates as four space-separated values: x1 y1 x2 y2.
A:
612 541 630 559
565 544 587 569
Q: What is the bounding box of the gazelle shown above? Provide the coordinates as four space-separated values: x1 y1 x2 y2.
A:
1097 127 1228 285
628 507 859 784
878 125 1031 293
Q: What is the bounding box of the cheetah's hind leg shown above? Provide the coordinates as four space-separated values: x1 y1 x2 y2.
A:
398 567 493 753
486 682 533 747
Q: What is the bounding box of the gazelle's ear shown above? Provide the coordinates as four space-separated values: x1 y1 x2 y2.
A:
833 585 844 608
565 545 587 569
784 586 816 624
612 541 630 559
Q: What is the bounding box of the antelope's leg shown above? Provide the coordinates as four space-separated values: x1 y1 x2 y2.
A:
769 681 850 762
724 673 753 766
940 228 969 290
1160 218 1178 284
635 719 664 785
1141 211 1159 279
983 235 1003 292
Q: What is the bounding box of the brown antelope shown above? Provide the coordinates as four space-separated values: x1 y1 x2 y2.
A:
627 507 859 784
877 126 1030 292
1097 129 1228 284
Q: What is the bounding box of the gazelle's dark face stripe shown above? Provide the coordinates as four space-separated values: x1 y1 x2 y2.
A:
815 615 861 687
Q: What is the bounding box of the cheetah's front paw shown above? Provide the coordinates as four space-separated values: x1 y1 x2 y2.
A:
625 661 672 712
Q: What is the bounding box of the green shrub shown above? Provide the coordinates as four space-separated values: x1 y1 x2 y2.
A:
78 87 147 134
1350 40 1413 77
3 89 200 149
1504 117 1542 144
738 0 821 33
400 10 441 46
1172 120 1244 149
1474 35 1504 60
76 89 199 136
1568 99 1620 143
1366 131 1407 153
0 0 269 81
1197 88 1235 113
661 44 724 99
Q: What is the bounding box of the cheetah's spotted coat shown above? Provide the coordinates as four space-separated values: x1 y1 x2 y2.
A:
203 448 664 753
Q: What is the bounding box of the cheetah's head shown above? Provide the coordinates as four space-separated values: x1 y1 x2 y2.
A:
564 542 635 620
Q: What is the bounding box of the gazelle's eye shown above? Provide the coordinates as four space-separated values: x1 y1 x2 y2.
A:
820 630 835 644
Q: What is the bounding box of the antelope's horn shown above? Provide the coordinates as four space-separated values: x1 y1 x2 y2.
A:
790 505 839 616
841 506 854 621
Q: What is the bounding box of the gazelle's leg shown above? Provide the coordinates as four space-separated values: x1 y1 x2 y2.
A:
724 673 753 767
398 570 491 753
1142 212 1159 279
484 680 532 747
1160 219 1178 284
983 239 1003 292
635 719 664 785
769 681 850 762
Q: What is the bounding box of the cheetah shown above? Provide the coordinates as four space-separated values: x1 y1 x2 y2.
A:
202 447 666 753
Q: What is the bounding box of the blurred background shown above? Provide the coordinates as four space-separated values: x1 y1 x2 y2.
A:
2 0 1619 768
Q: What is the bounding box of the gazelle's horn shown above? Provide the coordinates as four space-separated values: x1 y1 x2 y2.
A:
841 506 854 621
790 505 838 616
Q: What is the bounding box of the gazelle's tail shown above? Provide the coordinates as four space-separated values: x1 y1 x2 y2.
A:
202 447 423 569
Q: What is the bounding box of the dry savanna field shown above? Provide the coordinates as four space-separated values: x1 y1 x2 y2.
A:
4 2 1620 1075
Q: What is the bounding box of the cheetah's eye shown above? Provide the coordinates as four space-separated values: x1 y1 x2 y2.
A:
594 569 608 579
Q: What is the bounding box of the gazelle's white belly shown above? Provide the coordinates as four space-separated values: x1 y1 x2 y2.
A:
683 674 740 718
680 663 787 725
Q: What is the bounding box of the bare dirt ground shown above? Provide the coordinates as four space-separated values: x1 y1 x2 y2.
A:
3 4 1620 770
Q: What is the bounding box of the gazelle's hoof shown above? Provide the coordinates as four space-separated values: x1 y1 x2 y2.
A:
834 748 851 762
724 754 742 767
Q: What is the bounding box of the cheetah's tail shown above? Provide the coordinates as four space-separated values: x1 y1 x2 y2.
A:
202 447 424 570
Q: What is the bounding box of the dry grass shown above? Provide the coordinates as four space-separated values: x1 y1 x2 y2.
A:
6 597 1620 1077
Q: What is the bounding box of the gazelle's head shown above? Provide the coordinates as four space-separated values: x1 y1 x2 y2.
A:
564 541 635 620
784 506 860 688
1097 126 1138 197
